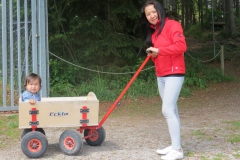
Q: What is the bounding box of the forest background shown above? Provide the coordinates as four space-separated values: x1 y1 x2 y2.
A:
48 0 240 101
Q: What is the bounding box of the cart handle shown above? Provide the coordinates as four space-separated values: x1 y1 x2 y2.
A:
97 55 151 128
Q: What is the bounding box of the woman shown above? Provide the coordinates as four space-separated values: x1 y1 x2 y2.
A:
140 0 187 159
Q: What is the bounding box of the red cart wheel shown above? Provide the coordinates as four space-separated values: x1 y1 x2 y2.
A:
21 131 48 158
84 126 106 146
63 136 75 150
59 130 83 155
28 138 42 152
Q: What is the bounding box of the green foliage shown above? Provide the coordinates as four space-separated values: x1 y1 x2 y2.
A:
217 29 227 38
50 59 158 101
180 85 191 97
184 24 203 38
48 0 143 67
49 58 79 86
50 82 75 97
77 74 159 101
185 58 206 88
184 57 234 89
50 55 234 101
202 9 224 30
47 0 236 101
235 17 240 32
203 68 234 83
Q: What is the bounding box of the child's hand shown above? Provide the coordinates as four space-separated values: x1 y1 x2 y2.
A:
29 99 36 105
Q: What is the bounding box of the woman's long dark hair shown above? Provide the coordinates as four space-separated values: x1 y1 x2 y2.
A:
139 0 166 47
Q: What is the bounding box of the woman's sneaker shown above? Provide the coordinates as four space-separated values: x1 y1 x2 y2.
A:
156 146 172 155
161 149 184 160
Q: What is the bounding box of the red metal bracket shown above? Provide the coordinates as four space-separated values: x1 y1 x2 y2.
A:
29 108 38 131
80 106 89 127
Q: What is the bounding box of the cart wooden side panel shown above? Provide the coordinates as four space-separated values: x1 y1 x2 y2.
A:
19 92 99 128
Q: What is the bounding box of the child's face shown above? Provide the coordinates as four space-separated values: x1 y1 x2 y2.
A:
26 79 40 94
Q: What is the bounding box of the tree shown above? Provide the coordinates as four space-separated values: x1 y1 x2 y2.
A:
48 0 239 70
181 0 186 28
197 0 204 28
48 0 143 67
237 0 240 18
225 0 238 37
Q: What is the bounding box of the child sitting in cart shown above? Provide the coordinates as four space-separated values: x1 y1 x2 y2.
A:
22 73 41 105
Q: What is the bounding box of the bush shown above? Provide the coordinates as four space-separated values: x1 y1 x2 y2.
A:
185 24 203 38
50 56 235 101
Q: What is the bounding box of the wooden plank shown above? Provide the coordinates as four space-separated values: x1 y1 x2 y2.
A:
19 92 99 128
210 22 225 25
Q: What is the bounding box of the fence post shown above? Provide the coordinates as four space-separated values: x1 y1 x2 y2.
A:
221 45 224 75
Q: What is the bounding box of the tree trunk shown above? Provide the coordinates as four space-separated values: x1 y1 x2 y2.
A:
224 0 230 35
236 0 240 18
228 0 238 37
198 0 203 29
185 0 189 29
162 0 167 9
181 0 185 28
212 0 217 8
171 0 177 11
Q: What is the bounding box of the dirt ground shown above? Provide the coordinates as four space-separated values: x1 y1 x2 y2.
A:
0 60 240 160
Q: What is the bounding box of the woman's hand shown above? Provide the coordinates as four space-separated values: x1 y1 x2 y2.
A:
146 47 159 58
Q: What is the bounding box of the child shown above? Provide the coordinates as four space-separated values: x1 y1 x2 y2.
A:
22 73 41 105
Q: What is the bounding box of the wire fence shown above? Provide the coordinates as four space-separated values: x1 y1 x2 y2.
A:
1 0 49 111
49 37 238 75
49 51 154 75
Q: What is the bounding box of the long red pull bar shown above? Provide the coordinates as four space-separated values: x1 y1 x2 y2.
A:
98 56 151 128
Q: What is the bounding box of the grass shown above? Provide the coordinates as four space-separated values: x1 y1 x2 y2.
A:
200 156 210 160
185 151 195 157
200 153 228 160
0 114 21 148
0 114 19 137
234 153 240 158
225 121 240 144
192 130 206 139
214 153 226 160
231 121 240 130
228 135 240 144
